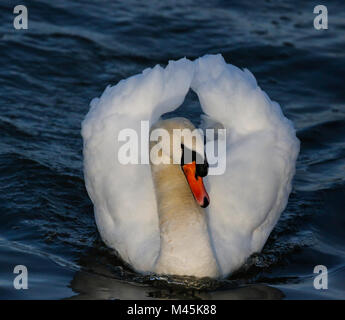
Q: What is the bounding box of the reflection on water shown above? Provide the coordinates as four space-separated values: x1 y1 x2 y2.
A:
68 260 284 300
66 242 285 299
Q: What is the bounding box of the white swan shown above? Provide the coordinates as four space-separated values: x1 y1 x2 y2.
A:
81 54 300 278
149 117 219 277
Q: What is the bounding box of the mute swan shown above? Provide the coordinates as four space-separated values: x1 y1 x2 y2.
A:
149 118 219 277
81 54 299 278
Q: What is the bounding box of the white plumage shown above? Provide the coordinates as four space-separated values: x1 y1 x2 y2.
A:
81 54 299 278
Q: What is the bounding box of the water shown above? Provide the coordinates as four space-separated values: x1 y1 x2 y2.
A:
1 0 344 299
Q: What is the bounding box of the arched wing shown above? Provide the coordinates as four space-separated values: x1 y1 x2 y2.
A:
191 55 300 276
82 58 194 272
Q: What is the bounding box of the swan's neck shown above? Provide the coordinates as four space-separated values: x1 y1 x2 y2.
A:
151 163 219 278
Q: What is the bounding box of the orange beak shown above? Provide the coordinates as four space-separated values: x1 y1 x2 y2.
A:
182 161 210 208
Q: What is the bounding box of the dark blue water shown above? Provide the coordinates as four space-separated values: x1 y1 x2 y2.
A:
1 0 344 299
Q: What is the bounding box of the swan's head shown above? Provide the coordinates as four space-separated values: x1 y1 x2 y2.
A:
150 117 210 208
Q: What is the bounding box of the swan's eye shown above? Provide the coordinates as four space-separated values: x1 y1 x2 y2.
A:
181 144 208 177
196 161 208 178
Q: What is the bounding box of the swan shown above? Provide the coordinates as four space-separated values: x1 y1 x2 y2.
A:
149 117 219 277
81 54 299 278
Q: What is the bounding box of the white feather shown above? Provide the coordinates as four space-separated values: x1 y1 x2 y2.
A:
81 54 300 278
82 58 194 272
192 54 300 276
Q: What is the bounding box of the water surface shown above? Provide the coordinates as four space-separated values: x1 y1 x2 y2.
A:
0 0 344 299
